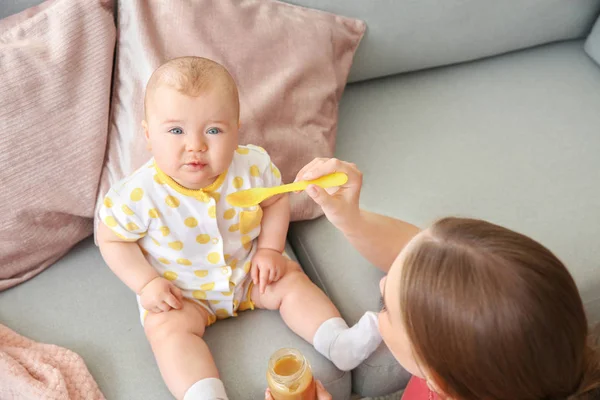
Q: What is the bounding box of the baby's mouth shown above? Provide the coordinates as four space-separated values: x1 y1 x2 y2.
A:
184 161 207 170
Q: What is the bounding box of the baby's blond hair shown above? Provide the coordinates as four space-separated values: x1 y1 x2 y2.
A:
144 56 239 119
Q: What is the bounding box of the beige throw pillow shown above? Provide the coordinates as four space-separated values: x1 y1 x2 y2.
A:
97 0 365 222
0 0 116 290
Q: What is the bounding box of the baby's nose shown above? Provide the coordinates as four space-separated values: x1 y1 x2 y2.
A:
187 134 207 152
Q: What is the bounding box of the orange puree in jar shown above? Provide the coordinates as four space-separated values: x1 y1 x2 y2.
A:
267 349 316 400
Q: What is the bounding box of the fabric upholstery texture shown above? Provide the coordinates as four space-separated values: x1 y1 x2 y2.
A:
0 239 351 400
2 1 600 399
0 323 105 400
290 40 600 396
585 15 600 64
285 0 600 82
0 0 115 290
96 0 365 224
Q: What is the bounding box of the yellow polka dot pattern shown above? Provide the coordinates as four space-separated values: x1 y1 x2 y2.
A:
148 208 160 218
194 270 208 278
242 235 252 250
104 216 117 228
207 315 217 325
233 177 244 189
115 232 129 241
125 222 139 232
195 193 211 203
163 271 178 281
207 252 220 264
104 150 273 306
193 290 207 300
236 147 250 155
185 217 198 228
168 241 183 251
223 209 236 220
165 195 180 208
122 205 135 216
271 163 281 179
196 234 210 244
131 188 144 202
210 300 221 305
215 309 229 319
239 207 263 234
208 206 216 218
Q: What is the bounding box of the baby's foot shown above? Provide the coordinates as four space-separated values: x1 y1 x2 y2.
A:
313 312 382 371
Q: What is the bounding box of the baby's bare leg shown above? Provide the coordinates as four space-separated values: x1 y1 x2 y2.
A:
252 260 381 371
252 261 341 341
144 300 220 400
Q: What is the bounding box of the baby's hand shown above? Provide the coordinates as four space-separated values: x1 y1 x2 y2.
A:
139 276 183 313
251 248 287 294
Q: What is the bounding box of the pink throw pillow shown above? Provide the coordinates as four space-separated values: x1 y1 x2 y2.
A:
0 0 116 290
97 0 365 222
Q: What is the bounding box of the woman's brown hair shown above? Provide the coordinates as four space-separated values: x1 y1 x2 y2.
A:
399 217 600 400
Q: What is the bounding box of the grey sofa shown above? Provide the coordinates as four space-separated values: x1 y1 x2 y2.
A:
2 1 600 399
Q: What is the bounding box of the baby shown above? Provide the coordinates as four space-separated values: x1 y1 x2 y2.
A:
97 57 381 400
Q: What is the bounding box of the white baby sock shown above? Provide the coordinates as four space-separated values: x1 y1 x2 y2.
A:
313 311 382 371
183 377 228 400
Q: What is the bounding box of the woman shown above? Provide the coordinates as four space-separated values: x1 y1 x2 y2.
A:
267 158 600 400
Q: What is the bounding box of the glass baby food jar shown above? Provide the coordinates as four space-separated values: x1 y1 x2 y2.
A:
267 348 316 400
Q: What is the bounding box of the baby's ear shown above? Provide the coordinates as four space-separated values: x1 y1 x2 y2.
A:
142 120 151 150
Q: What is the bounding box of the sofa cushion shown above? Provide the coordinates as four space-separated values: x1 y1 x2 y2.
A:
0 0 115 290
289 40 600 397
284 0 600 82
96 0 365 224
0 0 45 19
0 239 350 400
585 15 600 64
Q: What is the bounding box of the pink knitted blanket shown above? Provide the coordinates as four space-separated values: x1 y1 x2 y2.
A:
0 324 105 400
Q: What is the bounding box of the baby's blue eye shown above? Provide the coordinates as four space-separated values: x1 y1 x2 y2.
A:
206 127 221 135
169 127 183 135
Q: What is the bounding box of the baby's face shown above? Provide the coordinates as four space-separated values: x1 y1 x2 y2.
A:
143 84 239 189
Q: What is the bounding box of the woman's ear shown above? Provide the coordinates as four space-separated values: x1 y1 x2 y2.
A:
142 120 151 151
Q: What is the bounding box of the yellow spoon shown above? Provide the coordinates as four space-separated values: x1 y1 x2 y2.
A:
226 172 348 207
